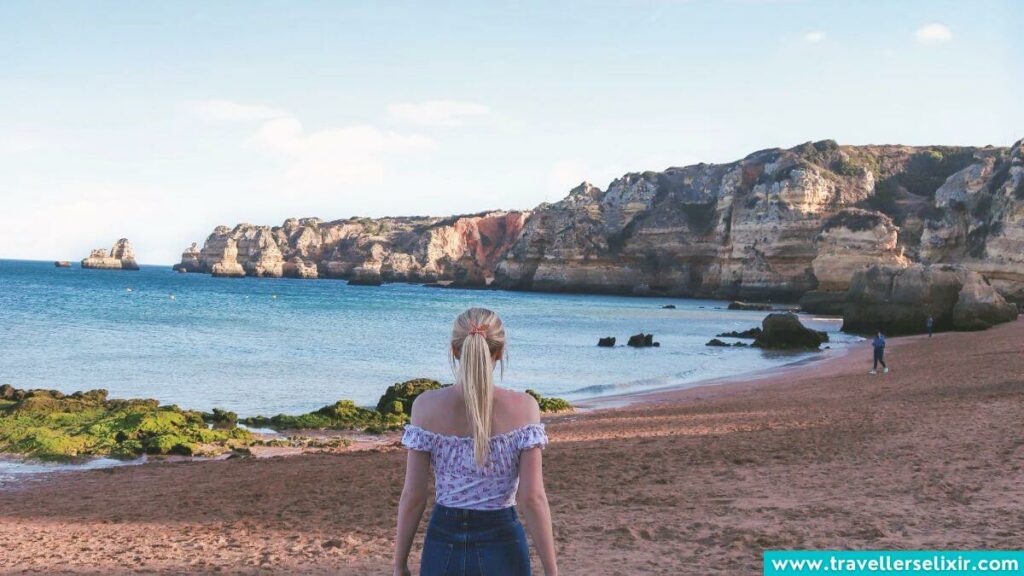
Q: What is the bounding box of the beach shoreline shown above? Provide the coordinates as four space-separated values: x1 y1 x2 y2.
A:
574 339 858 411
1 320 1021 574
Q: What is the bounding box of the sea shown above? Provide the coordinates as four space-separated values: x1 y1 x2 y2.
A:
0 259 860 418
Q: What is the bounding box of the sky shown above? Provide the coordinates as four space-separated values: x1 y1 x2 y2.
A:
1 0 1021 264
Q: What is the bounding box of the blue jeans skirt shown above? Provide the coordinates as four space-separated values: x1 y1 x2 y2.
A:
420 504 530 576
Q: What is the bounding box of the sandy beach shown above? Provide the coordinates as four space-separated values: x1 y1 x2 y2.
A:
1 320 1022 575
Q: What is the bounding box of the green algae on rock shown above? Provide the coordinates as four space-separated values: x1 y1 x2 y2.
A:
242 378 571 434
526 389 573 413
242 399 408 433
375 378 444 416
0 385 252 460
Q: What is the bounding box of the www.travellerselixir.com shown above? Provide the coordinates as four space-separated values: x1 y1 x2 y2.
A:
763 551 1024 574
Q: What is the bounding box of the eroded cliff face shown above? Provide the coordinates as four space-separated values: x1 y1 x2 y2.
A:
180 212 528 286
176 138 1024 303
495 139 1024 304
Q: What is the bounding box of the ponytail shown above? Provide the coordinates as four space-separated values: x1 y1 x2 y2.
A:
450 308 505 467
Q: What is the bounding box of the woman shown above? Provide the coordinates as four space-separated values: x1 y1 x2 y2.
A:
392 308 558 576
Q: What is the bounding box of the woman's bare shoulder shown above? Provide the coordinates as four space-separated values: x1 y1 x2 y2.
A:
410 387 454 426
496 388 541 425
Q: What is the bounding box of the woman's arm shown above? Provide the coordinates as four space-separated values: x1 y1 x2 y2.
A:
518 447 558 576
393 449 430 576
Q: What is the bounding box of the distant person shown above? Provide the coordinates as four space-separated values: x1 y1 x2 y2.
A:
927 316 934 337
392 308 558 576
870 330 888 374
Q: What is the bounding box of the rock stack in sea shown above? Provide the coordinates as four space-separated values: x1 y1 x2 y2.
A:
81 239 139 270
171 243 201 272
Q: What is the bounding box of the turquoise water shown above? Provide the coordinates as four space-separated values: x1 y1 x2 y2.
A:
0 259 857 417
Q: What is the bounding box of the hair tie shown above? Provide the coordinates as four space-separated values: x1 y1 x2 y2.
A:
468 325 488 338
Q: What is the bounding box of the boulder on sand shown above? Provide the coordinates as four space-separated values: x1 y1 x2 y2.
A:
842 264 1018 334
597 337 616 347
753 313 828 350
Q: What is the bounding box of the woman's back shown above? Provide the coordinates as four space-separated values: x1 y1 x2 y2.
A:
404 387 546 510
392 307 557 576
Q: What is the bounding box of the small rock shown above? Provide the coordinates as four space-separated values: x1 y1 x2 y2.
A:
627 333 658 348
597 337 616 347
705 339 730 347
716 327 762 339
728 301 773 311
662 304 676 309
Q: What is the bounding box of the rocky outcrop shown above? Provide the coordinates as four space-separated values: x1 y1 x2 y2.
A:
176 212 528 285
842 264 1018 334
81 239 139 270
54 261 71 268
174 139 1024 311
918 140 1024 303
210 238 245 278
716 327 762 339
172 243 201 272
753 313 829 349
627 333 659 347
800 208 909 313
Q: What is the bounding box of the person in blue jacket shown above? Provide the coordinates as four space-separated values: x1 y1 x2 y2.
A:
870 330 888 374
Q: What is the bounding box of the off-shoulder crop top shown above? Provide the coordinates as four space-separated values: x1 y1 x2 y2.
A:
402 423 548 510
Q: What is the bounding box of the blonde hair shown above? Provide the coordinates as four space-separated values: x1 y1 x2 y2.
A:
450 307 505 467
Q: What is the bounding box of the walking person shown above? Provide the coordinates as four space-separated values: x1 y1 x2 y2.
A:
927 316 934 337
392 308 558 576
870 330 888 374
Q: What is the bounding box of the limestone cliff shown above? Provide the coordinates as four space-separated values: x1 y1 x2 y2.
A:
81 239 139 270
177 212 528 286
175 138 1024 305
495 139 1024 305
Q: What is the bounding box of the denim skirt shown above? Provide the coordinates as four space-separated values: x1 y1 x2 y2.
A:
420 504 530 576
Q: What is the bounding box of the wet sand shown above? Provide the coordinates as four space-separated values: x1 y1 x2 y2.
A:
2 321 1022 575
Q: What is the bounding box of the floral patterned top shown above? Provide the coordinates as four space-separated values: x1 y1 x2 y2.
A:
402 423 548 510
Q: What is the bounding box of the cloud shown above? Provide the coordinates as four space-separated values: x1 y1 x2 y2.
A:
242 113 436 194
914 23 952 45
185 99 289 124
387 100 491 127
803 31 826 44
